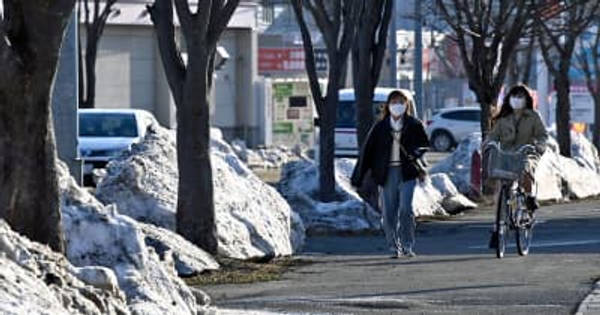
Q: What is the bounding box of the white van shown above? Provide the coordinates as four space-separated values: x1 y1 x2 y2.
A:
334 87 415 157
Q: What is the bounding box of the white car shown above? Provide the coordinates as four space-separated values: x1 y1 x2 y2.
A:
426 107 481 152
79 109 158 181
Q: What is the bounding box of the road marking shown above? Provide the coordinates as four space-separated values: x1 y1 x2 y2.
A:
468 239 600 249
465 221 546 229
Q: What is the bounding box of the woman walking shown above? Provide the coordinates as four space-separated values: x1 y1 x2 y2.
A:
351 90 430 258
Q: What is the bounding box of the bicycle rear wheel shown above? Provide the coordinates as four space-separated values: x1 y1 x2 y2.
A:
495 187 508 259
516 212 533 256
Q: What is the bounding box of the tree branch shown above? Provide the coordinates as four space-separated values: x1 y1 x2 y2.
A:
371 0 393 88
291 0 323 116
305 0 335 49
148 0 186 106
174 0 194 34
208 0 239 47
338 0 362 60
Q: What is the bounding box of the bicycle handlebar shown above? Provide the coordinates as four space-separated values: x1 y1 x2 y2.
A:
483 141 537 154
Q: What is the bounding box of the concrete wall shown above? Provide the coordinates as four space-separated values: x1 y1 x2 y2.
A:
53 12 82 182
87 24 264 146
213 28 262 147
91 26 157 112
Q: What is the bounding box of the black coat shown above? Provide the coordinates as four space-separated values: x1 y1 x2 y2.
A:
351 114 430 186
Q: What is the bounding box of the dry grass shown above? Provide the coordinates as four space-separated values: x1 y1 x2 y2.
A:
251 167 282 185
183 257 312 286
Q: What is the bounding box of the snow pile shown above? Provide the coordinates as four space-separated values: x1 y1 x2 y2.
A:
278 159 475 234
430 131 600 201
430 133 482 195
429 173 478 214
95 124 305 260
58 162 217 314
278 159 381 234
231 140 308 169
0 220 129 315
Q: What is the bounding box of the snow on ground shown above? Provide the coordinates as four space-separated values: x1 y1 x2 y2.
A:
278 159 381 234
278 158 475 234
0 220 130 315
231 140 308 169
430 131 600 201
429 133 482 195
95 124 305 260
58 161 216 314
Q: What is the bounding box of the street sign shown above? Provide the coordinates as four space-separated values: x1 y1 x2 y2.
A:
259 47 328 74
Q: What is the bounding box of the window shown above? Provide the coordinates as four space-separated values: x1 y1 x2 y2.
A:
289 96 307 107
79 113 138 137
336 101 385 128
442 110 480 122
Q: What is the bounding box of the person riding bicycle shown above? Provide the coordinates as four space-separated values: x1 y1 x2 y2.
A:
484 84 548 247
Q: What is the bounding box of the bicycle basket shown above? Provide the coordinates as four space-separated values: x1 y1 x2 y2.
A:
484 146 525 181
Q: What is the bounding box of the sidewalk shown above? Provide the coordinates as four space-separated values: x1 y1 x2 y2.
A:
576 281 600 315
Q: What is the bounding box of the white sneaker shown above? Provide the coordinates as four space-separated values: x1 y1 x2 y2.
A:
402 249 416 258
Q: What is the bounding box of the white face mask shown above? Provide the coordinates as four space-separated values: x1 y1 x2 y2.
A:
510 97 526 110
389 103 406 116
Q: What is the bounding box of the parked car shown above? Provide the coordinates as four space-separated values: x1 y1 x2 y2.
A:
426 107 481 152
79 109 157 183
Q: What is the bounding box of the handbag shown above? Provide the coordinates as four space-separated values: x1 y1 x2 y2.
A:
398 143 428 176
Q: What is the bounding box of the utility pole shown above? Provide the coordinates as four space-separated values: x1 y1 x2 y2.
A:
414 0 423 119
389 0 398 87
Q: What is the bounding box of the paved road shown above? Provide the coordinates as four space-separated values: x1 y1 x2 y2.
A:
205 199 600 314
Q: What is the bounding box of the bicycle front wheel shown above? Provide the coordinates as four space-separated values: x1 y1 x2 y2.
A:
496 187 508 259
516 220 533 256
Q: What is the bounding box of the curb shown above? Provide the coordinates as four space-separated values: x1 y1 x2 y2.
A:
575 280 600 315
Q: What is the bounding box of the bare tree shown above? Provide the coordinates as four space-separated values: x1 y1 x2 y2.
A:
352 0 393 150
575 19 600 151
0 0 75 252
350 0 392 210
79 0 118 108
435 0 531 138
506 36 536 87
148 0 239 254
291 0 363 202
535 0 600 157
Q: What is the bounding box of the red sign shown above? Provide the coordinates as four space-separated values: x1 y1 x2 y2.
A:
259 48 306 72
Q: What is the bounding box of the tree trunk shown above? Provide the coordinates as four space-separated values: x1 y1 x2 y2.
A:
554 74 572 157
175 45 218 254
319 70 341 202
0 84 64 253
594 95 600 152
0 0 73 252
354 66 375 150
82 38 98 108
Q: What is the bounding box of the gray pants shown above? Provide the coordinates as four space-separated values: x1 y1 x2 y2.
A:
380 167 416 252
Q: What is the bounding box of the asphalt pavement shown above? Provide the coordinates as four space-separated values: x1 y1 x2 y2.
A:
205 199 600 314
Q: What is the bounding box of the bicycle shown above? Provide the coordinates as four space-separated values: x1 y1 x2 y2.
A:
483 142 537 259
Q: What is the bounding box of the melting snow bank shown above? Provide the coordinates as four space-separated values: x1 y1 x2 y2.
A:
95 124 305 260
0 220 129 315
278 159 476 234
58 161 217 314
430 131 600 201
231 140 309 169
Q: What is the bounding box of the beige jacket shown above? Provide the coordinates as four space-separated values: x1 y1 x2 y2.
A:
486 109 548 151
